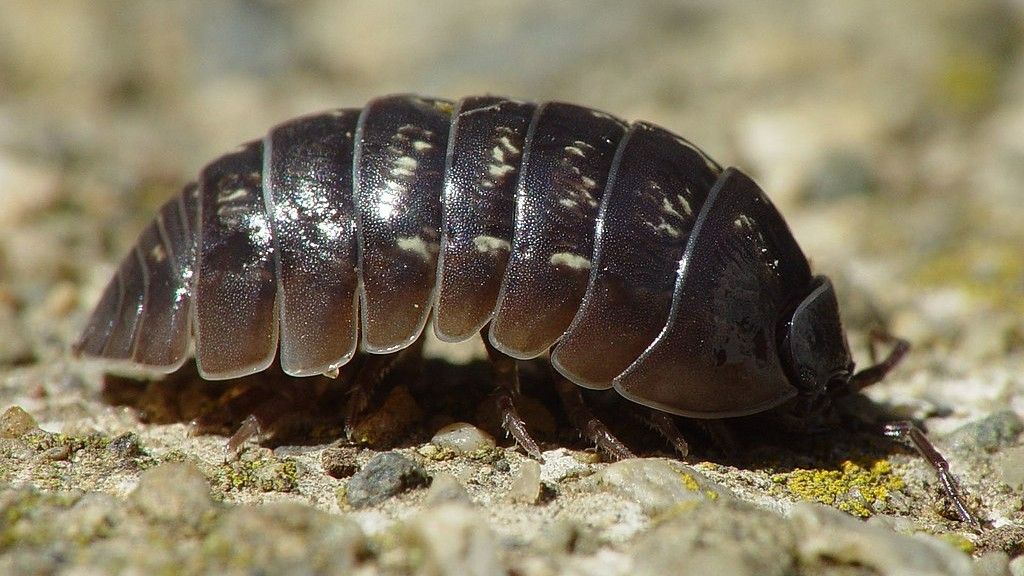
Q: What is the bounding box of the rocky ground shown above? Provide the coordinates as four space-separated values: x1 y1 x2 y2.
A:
1 1 1023 574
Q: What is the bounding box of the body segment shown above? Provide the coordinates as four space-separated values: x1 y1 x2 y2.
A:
435 96 535 342
551 122 720 388
353 96 452 353
265 110 361 376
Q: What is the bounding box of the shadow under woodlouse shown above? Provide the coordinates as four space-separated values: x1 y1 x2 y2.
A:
99 353 905 469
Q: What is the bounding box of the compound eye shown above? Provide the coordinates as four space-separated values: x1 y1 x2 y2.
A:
818 365 852 396
828 368 851 386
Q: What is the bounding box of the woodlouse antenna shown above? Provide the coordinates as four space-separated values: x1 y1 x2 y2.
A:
848 331 982 529
848 330 911 393
883 421 982 530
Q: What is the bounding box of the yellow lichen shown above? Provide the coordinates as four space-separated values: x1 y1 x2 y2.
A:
937 532 976 554
216 456 300 493
678 472 701 492
936 48 999 116
771 459 905 518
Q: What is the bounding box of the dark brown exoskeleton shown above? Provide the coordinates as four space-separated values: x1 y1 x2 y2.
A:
74 94 979 527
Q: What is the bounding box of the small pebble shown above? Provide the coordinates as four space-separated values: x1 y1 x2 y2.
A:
204 502 366 574
946 410 1024 453
631 501 795 576
534 519 598 555
974 551 1012 576
996 446 1024 491
344 451 429 509
129 462 215 528
803 149 877 202
0 406 38 438
539 448 594 483
0 154 60 228
321 445 359 479
350 386 424 447
107 432 142 459
1010 554 1024 576
0 303 34 367
42 282 78 317
508 460 542 504
417 443 443 459
61 492 125 544
789 502 973 575
431 422 495 454
39 444 71 461
403 503 503 576
424 472 473 507
594 458 733 516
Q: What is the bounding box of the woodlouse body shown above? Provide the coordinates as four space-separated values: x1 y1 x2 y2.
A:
73 94 984 528
76 94 855 418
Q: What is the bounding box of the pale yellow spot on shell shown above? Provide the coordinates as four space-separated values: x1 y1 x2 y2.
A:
549 252 591 270
564 145 586 158
655 221 681 237
496 135 520 154
150 244 166 263
472 235 511 253
397 236 435 260
218 188 249 203
662 197 685 220
488 164 515 178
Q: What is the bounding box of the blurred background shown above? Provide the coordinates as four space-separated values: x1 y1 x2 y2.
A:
0 0 1021 417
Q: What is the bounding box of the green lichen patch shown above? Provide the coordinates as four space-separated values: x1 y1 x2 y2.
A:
771 460 906 518
214 455 301 493
22 429 111 454
0 487 84 549
0 481 370 574
937 532 977 555
0 427 157 492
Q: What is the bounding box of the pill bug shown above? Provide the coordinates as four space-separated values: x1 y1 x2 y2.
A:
74 94 979 527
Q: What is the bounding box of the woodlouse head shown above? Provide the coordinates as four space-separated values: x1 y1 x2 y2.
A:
779 275 855 406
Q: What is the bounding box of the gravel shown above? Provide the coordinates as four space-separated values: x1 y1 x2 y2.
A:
343 451 431 509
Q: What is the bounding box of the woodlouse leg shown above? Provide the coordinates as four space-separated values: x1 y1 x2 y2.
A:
553 375 635 460
882 420 982 530
344 339 424 440
481 330 543 459
641 410 690 457
191 374 350 458
696 419 740 456
225 414 261 456
187 381 282 453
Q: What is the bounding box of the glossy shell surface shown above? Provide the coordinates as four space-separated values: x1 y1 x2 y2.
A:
76 94 820 418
